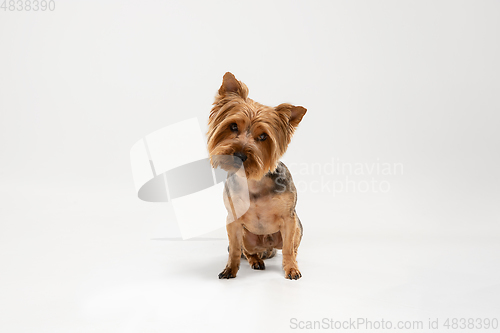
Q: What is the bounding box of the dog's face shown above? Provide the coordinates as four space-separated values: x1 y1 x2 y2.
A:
207 72 306 180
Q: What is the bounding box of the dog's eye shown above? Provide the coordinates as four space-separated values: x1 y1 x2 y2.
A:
258 133 267 141
229 123 238 132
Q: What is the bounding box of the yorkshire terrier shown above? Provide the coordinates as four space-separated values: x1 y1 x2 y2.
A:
207 72 306 280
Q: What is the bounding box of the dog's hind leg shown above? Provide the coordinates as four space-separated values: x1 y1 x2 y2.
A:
243 250 266 270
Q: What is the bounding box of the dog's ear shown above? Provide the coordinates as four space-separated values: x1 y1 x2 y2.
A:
218 72 248 99
276 103 307 128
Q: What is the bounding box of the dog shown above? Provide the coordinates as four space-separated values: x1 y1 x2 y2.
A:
207 72 306 280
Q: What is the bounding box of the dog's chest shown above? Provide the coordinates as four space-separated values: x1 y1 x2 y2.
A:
242 197 280 233
224 173 295 234
241 182 294 235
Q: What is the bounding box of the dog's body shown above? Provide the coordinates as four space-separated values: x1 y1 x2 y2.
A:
207 73 306 280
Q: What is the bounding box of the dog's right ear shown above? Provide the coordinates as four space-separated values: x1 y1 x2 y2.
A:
218 72 248 99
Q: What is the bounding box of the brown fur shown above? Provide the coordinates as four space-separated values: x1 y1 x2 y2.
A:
208 72 306 280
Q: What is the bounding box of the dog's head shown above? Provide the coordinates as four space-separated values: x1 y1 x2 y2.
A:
207 72 306 180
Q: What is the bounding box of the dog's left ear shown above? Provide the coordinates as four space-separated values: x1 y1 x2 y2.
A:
218 72 249 99
276 103 307 128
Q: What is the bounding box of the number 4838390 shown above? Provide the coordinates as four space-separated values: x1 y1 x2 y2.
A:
1 0 55 11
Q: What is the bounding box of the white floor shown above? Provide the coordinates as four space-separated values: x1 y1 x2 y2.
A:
1 180 499 332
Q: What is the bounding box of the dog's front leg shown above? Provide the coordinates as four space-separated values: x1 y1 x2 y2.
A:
218 220 243 279
280 214 302 280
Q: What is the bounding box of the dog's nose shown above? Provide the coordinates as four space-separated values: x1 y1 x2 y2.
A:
233 152 247 163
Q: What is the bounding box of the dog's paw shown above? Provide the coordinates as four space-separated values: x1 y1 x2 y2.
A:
251 260 265 270
284 266 302 280
218 267 237 279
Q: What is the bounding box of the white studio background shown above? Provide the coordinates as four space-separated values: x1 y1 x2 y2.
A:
1 1 499 332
